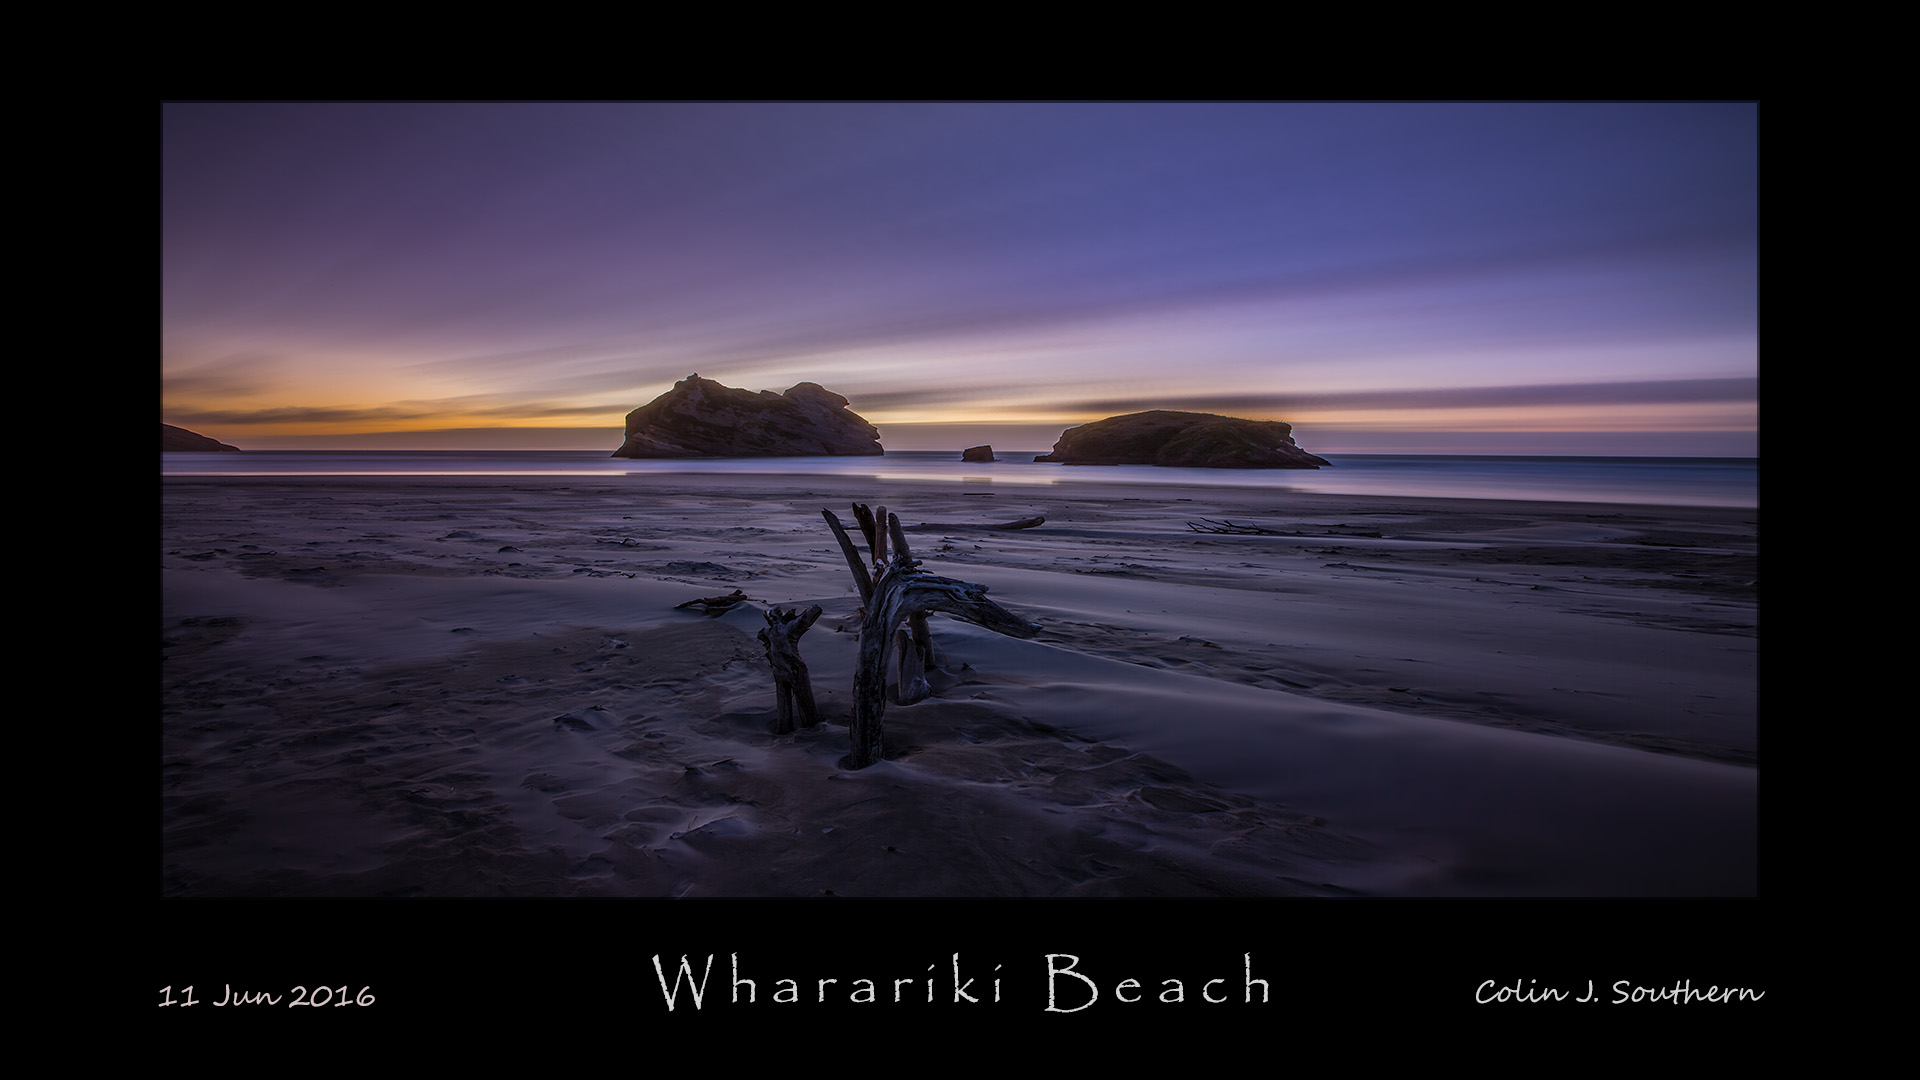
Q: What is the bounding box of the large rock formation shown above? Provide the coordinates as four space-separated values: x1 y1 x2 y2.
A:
611 374 883 458
1034 410 1329 469
162 423 240 452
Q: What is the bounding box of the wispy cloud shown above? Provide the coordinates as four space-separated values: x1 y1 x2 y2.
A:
161 352 297 400
1033 377 1761 418
831 378 1757 419
166 394 627 429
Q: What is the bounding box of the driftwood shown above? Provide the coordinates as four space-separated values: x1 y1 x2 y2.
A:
834 502 935 685
985 514 1046 531
1187 518 1281 535
1186 518 1383 538
821 512 874 604
758 604 824 734
902 514 1047 532
674 588 753 614
823 503 1038 768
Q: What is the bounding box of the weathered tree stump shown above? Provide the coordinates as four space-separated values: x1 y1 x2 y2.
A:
758 604 824 734
823 503 1038 768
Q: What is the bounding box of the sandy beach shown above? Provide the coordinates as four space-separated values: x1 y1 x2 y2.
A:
161 471 1756 897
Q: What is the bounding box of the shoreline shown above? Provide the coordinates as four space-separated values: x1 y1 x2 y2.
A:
161 450 1760 510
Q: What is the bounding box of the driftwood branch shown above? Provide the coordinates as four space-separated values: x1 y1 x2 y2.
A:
985 515 1046 531
888 508 912 562
758 604 824 734
821 510 874 604
674 588 752 614
1187 518 1281 535
852 503 881 555
900 514 1047 532
885 510 938 688
894 626 928 705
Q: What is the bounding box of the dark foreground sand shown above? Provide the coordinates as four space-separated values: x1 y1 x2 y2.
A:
162 472 1756 896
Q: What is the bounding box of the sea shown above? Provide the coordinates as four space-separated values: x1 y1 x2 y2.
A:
162 451 1757 509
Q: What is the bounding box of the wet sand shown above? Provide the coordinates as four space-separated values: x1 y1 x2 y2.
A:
162 471 1756 897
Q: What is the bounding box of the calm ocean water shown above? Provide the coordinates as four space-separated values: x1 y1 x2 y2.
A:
161 451 1757 508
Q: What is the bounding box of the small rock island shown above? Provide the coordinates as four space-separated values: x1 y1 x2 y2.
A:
961 445 995 462
163 423 240 452
612 374 884 458
1035 410 1329 469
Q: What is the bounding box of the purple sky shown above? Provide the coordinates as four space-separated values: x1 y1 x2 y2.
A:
162 102 1757 455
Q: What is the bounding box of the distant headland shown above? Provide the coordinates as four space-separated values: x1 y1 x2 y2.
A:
163 423 240 452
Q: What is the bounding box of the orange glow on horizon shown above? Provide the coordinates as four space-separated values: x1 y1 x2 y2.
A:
179 398 1755 441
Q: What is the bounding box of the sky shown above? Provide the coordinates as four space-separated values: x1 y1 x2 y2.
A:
162 102 1758 456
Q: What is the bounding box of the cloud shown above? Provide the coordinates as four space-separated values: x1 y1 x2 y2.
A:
997 377 1759 418
165 393 626 429
604 223 1751 378
161 352 295 399
164 406 444 427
